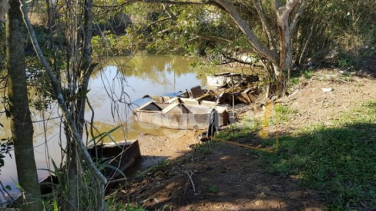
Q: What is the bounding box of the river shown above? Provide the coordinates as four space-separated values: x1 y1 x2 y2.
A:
0 55 206 202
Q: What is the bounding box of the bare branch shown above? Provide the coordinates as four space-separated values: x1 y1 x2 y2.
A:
289 0 307 32
253 0 276 50
279 0 298 24
214 0 278 64
19 0 107 200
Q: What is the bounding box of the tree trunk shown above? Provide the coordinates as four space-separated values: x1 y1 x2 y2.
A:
66 0 99 209
6 0 42 210
19 0 107 210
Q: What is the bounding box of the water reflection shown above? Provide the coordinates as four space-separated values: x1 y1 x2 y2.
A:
0 55 203 202
88 55 204 139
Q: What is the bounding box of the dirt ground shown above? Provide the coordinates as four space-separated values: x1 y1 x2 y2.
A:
109 69 376 210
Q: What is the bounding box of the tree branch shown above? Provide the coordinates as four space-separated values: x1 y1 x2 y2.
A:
253 0 276 50
289 0 306 32
282 0 296 19
214 0 278 64
19 0 107 195
94 0 279 64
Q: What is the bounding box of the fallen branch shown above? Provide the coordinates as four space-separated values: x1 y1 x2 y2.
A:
178 168 196 194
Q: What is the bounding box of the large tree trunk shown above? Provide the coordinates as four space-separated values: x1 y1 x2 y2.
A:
6 0 42 210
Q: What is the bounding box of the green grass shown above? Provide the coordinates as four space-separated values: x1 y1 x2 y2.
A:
106 202 145 211
215 117 260 140
208 185 218 193
194 141 217 155
258 98 376 210
274 104 297 122
216 98 376 210
303 70 313 79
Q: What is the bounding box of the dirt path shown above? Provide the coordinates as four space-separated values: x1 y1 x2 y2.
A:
112 70 376 211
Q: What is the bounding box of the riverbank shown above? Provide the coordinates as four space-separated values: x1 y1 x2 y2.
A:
107 68 376 210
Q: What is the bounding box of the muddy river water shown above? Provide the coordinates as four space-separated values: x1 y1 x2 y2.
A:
0 55 208 201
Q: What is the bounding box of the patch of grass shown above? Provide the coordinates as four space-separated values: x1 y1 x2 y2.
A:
106 203 145 211
259 98 376 210
215 117 260 140
151 160 171 171
105 191 145 211
194 141 217 155
136 160 172 178
274 104 297 122
208 185 218 193
303 70 313 79
288 77 299 86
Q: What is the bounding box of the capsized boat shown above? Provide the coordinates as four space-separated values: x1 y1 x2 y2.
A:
133 101 229 130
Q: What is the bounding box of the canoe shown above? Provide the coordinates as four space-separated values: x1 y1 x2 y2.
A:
133 102 229 130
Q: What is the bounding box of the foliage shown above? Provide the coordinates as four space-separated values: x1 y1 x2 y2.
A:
294 0 376 67
104 2 246 60
92 33 139 57
0 139 12 171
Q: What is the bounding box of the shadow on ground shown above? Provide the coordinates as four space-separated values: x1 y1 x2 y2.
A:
109 106 376 210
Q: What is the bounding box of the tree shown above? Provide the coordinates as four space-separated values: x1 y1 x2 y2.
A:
5 0 42 209
19 0 107 210
99 0 306 96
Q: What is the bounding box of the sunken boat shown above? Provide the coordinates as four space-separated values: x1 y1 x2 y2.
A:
133 101 229 130
5 140 141 206
86 139 141 180
41 140 140 193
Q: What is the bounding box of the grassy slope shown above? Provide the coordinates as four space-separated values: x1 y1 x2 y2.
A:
216 99 376 210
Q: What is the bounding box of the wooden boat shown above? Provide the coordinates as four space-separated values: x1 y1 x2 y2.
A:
144 85 215 104
133 102 229 130
38 140 141 196
143 82 261 110
206 72 259 88
144 95 217 107
86 139 141 180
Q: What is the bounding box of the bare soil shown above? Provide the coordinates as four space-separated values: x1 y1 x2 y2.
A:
109 69 376 211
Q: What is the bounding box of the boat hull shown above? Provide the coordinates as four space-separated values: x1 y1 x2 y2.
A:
87 140 141 179
133 102 229 130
